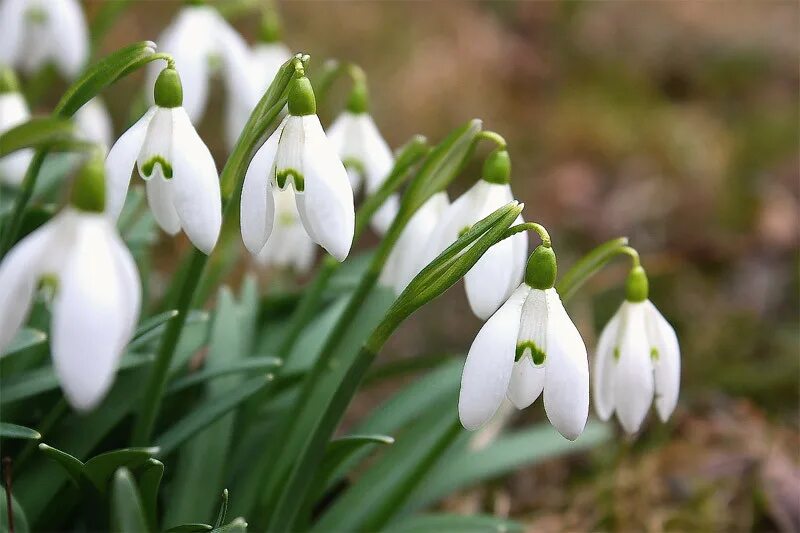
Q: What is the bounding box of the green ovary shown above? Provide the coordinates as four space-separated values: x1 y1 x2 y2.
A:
141 156 173 179
276 169 305 192
516 341 546 365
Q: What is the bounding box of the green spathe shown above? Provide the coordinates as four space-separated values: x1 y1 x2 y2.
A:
71 153 106 213
525 245 557 290
288 75 317 116
154 68 183 108
482 149 511 185
625 265 649 302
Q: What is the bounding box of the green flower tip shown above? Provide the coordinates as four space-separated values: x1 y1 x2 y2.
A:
0 67 19 93
625 265 649 302
346 75 369 114
154 68 183 108
482 149 511 185
288 73 317 116
71 152 106 213
259 11 282 43
185 0 205 6
525 244 557 290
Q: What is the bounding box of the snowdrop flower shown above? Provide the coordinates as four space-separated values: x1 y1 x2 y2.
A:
327 76 398 234
0 0 88 79
593 265 680 434
420 149 527 319
0 155 140 411
149 1 255 128
104 67 222 254
459 244 589 440
75 97 113 151
256 187 315 274
380 192 449 294
241 71 355 262
0 69 32 186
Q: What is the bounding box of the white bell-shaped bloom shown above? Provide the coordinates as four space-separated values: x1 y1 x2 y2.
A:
593 298 680 434
148 3 255 125
327 109 398 234
104 69 222 254
380 192 449 294
421 165 527 319
75 97 113 151
0 0 88 79
0 88 33 186
459 277 589 440
240 75 354 262
256 187 315 273
0 207 141 411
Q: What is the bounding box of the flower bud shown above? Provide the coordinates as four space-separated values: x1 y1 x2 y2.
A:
525 244 557 290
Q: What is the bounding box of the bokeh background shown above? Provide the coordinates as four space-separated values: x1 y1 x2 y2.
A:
63 1 800 530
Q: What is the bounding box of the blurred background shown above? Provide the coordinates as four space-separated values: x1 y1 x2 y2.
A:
63 1 800 530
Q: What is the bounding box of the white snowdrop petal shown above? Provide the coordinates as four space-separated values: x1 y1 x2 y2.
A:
418 182 483 269
0 222 56 352
645 300 681 422
241 124 282 255
0 0 27 68
107 228 141 344
104 107 156 221
507 357 545 409
613 302 654 434
370 193 399 236
359 115 394 194
0 149 33 187
465 234 518 320
509 214 529 299
459 284 529 430
593 305 622 421
51 216 128 411
251 42 292 90
169 108 221 254
0 93 33 186
146 177 181 235
294 115 355 262
75 97 113 150
47 0 88 78
542 289 589 441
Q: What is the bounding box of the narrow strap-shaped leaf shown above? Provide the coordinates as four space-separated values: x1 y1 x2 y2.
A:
383 513 524 533
556 237 630 302
37 444 85 486
0 117 74 157
138 459 164 531
317 434 394 491
132 310 180 341
213 489 229 528
211 517 248 532
165 524 212 532
129 310 209 351
0 328 47 359
111 468 148 533
83 447 159 493
166 357 282 396
0 423 41 440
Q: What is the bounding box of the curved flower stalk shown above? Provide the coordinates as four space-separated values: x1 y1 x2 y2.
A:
148 2 256 132
105 67 222 254
594 260 681 434
0 154 140 411
0 0 88 79
327 71 397 234
380 191 449 294
75 97 113 151
256 187 316 274
421 148 527 319
241 68 355 262
459 242 590 440
0 69 32 186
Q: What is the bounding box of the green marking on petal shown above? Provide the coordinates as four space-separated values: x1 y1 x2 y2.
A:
613 346 621 361
276 168 304 192
26 7 47 24
342 157 366 177
650 347 659 361
515 341 546 365
278 211 295 226
141 156 173 180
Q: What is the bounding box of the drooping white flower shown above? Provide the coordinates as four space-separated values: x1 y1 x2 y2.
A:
104 68 222 254
0 0 88 79
240 73 354 262
459 246 589 440
256 187 315 274
380 192 449 294
75 97 113 151
0 74 32 186
0 157 140 411
148 3 255 126
420 150 527 319
327 109 397 234
593 267 680 434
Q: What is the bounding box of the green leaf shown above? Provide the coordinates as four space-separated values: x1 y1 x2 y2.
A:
37 444 84 487
138 459 164 530
0 117 74 158
213 489 229 528
556 237 630 302
407 421 612 511
166 356 282 396
317 434 394 491
83 447 159 493
111 468 148 533
55 41 157 117
0 423 41 440
1 486 30 533
383 513 523 533
312 413 462 532
155 374 270 456
165 524 213 532
1 328 46 358
129 310 208 352
132 310 179 342
212 517 248 532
